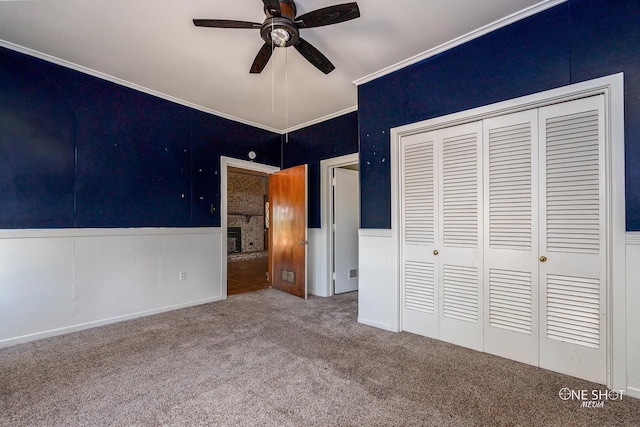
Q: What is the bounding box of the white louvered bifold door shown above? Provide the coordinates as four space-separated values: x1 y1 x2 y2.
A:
482 110 540 366
400 131 439 338
437 122 484 351
538 95 607 384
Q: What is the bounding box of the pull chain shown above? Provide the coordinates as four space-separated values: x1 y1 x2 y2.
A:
285 47 289 142
271 21 275 114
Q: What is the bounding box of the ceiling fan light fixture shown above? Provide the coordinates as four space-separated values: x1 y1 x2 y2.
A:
270 28 290 47
193 1 360 74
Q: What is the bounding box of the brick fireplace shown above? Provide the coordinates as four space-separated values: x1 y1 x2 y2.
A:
227 227 242 254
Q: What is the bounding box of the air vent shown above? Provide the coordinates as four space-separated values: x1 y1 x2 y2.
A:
280 269 295 283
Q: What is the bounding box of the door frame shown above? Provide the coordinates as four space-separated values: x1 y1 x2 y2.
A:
319 153 359 297
390 74 626 391
220 156 280 299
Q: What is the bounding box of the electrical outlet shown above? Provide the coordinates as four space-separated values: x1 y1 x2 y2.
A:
179 271 187 281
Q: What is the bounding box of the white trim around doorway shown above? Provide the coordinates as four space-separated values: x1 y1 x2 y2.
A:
317 153 360 297
220 156 280 299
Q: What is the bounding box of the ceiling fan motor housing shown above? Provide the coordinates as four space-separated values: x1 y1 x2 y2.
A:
261 0 299 47
193 0 360 74
261 17 300 47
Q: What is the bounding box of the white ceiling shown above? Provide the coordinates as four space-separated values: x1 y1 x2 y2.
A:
0 0 555 133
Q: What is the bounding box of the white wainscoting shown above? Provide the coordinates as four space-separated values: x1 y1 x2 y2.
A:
307 228 329 297
626 232 640 399
0 228 223 347
357 229 398 332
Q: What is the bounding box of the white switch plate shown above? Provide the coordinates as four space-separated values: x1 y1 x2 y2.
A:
179 271 187 281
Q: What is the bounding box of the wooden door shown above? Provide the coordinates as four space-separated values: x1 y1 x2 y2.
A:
269 164 307 299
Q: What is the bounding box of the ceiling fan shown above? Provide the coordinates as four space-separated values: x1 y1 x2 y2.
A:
193 0 360 74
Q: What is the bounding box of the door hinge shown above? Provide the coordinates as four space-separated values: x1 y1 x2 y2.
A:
332 177 336 187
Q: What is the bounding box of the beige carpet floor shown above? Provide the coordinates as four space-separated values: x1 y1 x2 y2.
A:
1 289 639 426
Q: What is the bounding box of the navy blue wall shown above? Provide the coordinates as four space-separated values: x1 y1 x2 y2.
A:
358 0 640 230
0 47 280 228
284 111 359 228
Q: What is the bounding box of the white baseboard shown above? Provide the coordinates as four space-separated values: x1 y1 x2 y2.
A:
358 317 399 333
626 386 640 400
0 296 223 348
626 232 640 398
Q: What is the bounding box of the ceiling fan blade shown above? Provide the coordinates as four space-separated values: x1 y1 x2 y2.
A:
294 38 335 74
295 2 360 28
250 43 274 74
193 19 261 29
262 0 281 16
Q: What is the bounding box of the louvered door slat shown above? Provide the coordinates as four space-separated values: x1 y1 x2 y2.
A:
403 142 434 245
404 261 435 313
442 265 478 323
442 132 478 248
546 273 600 348
488 269 533 335
545 109 600 254
488 122 532 250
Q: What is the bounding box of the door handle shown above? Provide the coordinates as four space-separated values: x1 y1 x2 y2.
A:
299 240 309 245
433 250 439 256
539 255 547 262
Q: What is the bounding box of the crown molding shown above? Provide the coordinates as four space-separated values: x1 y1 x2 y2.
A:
283 106 358 134
1 0 567 134
0 39 283 134
353 0 568 86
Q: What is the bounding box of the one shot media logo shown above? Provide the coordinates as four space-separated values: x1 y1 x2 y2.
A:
558 388 624 408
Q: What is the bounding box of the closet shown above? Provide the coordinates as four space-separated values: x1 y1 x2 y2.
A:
400 95 607 384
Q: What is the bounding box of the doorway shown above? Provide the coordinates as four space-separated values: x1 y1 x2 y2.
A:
226 166 270 295
220 156 309 299
321 153 360 296
220 157 279 299
332 164 359 294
